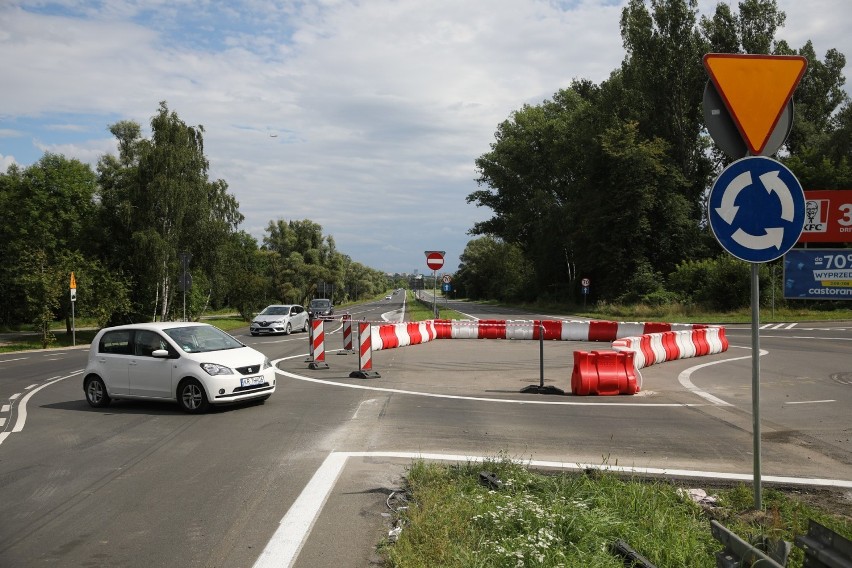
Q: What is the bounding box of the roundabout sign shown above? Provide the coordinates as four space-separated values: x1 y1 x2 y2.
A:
708 156 805 263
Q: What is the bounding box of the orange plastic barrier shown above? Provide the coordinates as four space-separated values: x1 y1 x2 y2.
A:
643 322 671 334
433 319 452 339
570 350 639 396
379 324 399 349
588 320 619 341
638 335 655 366
533 320 563 340
407 322 422 345
692 328 709 356
478 320 507 339
661 331 679 361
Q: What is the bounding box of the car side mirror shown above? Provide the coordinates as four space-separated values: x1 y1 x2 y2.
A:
152 349 170 358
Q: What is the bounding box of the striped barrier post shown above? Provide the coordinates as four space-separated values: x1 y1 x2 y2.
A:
308 319 329 370
339 314 353 354
350 322 380 379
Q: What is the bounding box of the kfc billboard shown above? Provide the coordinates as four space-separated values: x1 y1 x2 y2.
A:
799 190 852 243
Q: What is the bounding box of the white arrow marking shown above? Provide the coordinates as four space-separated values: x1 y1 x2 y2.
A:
760 170 795 222
732 227 784 250
715 171 752 225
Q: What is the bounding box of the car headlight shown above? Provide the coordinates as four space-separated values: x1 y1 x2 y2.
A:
262 357 272 370
201 363 234 376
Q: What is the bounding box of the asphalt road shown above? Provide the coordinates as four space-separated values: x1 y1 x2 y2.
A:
0 294 850 567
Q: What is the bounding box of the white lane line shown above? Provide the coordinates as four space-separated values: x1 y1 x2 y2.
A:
253 452 349 568
1 404 9 413
784 400 836 405
25 384 38 390
0 418 5 427
255 450 852 568
0 357 28 364
0 371 82 446
677 347 769 407
9 393 21 400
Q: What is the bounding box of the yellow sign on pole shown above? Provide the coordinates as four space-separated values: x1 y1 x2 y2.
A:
70 272 77 289
703 53 807 155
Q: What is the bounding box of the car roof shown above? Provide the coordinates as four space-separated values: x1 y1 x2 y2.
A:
263 304 295 308
310 299 331 303
98 322 211 333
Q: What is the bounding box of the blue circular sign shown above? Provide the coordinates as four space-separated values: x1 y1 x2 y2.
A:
708 156 805 263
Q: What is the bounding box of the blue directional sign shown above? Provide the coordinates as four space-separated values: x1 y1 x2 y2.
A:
708 156 805 263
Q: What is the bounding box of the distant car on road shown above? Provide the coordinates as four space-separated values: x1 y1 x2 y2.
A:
308 298 334 319
250 304 309 336
83 322 275 414
385 294 392 300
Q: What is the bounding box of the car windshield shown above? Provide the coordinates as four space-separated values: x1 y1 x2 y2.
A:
164 325 243 353
259 306 289 316
311 300 330 308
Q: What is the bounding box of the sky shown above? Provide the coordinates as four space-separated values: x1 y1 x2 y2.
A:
2 0 851 275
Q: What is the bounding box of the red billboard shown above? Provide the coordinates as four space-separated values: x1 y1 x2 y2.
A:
799 190 852 243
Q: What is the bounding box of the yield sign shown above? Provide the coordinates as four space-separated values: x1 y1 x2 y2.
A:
703 53 807 155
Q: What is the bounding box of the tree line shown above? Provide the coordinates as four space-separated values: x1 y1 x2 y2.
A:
456 0 852 310
0 102 390 344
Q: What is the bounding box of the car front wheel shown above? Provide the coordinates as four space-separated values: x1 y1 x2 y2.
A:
284 322 292 335
177 379 209 414
84 375 111 408
302 318 309 332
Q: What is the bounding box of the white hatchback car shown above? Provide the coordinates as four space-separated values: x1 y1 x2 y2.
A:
83 322 276 413
249 304 309 336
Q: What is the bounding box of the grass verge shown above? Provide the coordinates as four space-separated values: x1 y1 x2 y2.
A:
406 291 466 321
380 457 852 568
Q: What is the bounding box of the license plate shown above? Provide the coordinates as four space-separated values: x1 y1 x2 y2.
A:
240 376 265 387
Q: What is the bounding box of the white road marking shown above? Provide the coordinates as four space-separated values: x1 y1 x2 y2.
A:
1 404 9 413
677 346 771 407
784 400 836 405
0 357 28 364
253 452 349 568
25 384 38 390
0 372 82 446
255 450 852 568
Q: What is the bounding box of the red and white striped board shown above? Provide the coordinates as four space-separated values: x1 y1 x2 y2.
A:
308 319 329 369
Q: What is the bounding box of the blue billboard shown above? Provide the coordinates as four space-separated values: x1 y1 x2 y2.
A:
784 249 852 300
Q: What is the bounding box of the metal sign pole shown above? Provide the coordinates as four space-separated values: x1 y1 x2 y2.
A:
751 262 762 510
432 270 437 318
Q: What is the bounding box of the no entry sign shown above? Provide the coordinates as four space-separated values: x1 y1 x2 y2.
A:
425 251 445 271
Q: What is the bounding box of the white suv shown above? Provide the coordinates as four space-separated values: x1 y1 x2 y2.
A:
83 322 276 413
250 304 309 336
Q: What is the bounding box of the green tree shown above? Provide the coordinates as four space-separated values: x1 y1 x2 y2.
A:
455 237 531 301
0 154 129 332
97 102 243 321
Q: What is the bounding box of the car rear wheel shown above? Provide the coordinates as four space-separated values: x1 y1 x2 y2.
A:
177 379 209 414
84 375 111 408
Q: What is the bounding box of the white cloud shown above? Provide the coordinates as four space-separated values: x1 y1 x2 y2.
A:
1 0 850 272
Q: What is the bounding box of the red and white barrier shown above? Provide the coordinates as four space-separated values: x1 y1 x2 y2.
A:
358 322 373 371
571 350 641 395
342 314 353 352
355 317 727 394
611 327 729 370
308 319 329 369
